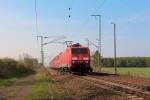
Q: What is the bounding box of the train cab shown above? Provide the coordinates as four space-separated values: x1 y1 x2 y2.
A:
70 43 91 72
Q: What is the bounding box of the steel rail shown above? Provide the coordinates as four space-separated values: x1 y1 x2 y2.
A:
87 75 150 93
80 75 150 100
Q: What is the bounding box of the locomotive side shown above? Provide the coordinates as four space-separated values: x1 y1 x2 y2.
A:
50 43 92 73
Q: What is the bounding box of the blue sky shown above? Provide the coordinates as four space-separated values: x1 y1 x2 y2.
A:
0 0 150 64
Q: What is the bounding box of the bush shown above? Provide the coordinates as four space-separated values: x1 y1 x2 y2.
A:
19 54 39 69
0 58 36 79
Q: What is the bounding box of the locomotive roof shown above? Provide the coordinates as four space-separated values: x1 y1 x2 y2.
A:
69 43 88 48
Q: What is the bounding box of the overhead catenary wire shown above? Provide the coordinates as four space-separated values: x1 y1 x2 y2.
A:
68 0 75 20
64 0 75 35
94 0 107 14
69 0 74 9
78 0 107 34
34 1 70 66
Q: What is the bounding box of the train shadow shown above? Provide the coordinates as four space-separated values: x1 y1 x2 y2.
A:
72 72 119 76
87 72 119 76
71 72 87 76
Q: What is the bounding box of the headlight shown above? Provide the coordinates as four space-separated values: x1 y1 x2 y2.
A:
83 57 89 60
72 57 78 60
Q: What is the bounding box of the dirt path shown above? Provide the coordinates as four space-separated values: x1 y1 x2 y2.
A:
0 74 35 100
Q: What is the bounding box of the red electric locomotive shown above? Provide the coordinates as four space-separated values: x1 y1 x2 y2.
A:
50 43 92 73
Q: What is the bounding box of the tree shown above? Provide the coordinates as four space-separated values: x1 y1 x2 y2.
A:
91 50 101 67
19 54 39 69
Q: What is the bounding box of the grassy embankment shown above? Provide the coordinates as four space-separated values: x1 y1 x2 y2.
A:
93 67 150 76
27 71 62 100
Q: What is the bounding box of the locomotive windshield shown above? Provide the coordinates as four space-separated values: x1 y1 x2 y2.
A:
72 48 88 54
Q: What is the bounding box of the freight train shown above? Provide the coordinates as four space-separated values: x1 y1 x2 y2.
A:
50 43 92 73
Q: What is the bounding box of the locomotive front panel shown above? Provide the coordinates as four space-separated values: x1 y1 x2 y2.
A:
71 47 91 72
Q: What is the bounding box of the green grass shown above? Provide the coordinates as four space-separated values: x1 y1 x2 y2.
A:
0 78 17 87
27 73 50 100
94 67 150 76
0 71 35 88
27 72 63 100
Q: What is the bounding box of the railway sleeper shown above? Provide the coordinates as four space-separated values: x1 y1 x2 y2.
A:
83 76 150 100
90 76 150 93
81 78 145 100
105 82 150 100
143 85 150 91
99 78 148 92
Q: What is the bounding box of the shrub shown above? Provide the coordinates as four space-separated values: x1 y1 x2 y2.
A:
0 58 36 79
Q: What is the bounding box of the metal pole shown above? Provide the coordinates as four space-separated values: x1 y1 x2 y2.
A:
37 36 47 67
91 15 102 72
98 15 102 72
37 35 65 67
41 36 44 67
111 23 117 74
87 39 89 47
40 35 65 66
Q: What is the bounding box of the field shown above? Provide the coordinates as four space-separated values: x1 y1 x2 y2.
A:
94 67 150 76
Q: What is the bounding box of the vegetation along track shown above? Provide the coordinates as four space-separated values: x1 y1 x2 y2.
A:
80 74 150 100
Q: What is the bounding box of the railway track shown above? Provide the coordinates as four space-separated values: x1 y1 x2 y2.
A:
44 69 150 100
91 76 150 92
80 75 150 100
